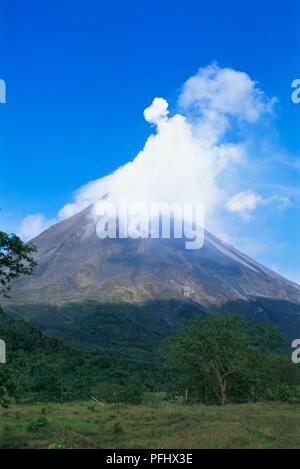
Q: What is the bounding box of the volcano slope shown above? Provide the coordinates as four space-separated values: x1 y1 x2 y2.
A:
5 205 300 355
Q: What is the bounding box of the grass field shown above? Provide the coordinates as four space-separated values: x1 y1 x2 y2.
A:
0 400 299 449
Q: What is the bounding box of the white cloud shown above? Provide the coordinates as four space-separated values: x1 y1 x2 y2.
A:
18 214 56 241
18 63 277 239
70 113 224 213
225 191 291 219
143 97 169 125
178 63 275 143
57 65 274 221
179 63 273 120
225 191 264 216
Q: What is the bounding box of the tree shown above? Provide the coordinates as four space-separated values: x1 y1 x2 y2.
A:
0 230 37 406
0 365 17 407
163 314 284 405
0 231 37 302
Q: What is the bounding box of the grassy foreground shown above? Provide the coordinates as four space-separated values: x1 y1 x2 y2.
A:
0 400 299 449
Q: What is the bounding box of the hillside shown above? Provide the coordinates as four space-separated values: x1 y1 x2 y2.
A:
4 204 300 346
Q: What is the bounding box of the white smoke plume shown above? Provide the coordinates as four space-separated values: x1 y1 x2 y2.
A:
19 64 275 240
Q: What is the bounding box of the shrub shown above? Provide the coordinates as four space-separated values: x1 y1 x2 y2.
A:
264 384 297 402
116 384 143 405
48 441 68 449
25 416 49 432
112 421 123 434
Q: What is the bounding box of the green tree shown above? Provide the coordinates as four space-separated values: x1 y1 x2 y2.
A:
0 365 17 407
0 231 37 302
163 314 284 405
0 230 37 406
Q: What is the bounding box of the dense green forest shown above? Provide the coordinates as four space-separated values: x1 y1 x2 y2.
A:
0 317 156 405
0 313 299 407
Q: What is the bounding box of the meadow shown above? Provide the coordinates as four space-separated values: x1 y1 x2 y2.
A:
0 399 299 449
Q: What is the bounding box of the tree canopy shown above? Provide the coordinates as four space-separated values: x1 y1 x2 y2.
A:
163 313 297 405
0 231 37 301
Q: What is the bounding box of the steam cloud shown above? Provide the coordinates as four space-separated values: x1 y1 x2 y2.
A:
19 64 277 241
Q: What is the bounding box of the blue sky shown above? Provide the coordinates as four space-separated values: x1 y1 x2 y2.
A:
0 0 299 281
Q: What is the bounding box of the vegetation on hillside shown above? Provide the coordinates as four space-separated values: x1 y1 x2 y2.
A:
0 318 148 406
0 313 298 409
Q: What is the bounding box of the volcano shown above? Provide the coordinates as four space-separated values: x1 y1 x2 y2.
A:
5 204 300 349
